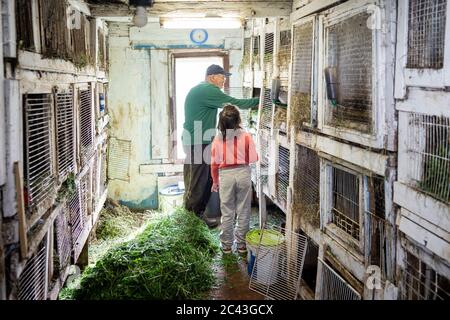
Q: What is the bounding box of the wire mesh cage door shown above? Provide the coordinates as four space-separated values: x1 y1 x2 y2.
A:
264 31 275 88
259 87 274 131
279 29 292 86
324 11 374 133
108 137 131 182
258 135 270 190
363 175 390 281
289 18 315 130
292 145 320 228
400 250 450 300
317 258 362 300
66 179 85 261
79 85 94 167
242 36 253 85
23 93 56 225
406 113 450 204
248 224 308 300
329 166 362 242
276 145 290 211
17 235 49 300
54 207 73 274
55 88 75 182
407 0 447 70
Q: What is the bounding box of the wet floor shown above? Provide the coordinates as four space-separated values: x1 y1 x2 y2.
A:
209 250 264 300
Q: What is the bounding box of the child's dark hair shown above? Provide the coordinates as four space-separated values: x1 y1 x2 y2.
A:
218 104 242 140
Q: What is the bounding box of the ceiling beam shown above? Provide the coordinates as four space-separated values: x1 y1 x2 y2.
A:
88 1 292 18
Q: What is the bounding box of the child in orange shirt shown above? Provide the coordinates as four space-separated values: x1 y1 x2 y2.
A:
211 104 258 254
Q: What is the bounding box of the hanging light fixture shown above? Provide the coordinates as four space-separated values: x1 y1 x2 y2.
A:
133 6 148 27
130 0 153 28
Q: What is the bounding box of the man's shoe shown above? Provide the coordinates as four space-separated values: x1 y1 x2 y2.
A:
202 215 220 228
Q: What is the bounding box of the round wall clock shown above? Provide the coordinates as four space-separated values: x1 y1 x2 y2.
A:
190 29 208 45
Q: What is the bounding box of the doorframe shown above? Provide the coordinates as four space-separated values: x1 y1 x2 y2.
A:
169 50 230 163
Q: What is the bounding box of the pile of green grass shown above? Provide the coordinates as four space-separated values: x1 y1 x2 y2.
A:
94 202 149 240
61 208 219 300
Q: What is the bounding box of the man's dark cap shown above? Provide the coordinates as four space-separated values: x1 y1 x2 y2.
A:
206 64 232 77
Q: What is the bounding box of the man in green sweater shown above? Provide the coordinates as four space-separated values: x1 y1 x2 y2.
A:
182 64 259 220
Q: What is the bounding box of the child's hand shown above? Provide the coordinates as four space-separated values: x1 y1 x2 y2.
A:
211 183 219 192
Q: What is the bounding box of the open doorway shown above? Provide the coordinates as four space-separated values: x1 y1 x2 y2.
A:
173 54 228 160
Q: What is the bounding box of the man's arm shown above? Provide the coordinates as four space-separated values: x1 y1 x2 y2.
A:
206 86 259 110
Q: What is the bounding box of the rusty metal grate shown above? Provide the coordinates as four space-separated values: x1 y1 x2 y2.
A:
23 94 55 219
264 32 274 87
327 13 373 131
318 258 362 300
55 90 75 181
407 113 450 203
79 87 94 165
331 167 360 241
408 0 447 69
401 251 450 300
293 145 320 227
249 224 308 300
260 88 273 130
17 239 48 300
276 145 290 209
108 138 131 182
290 22 313 128
55 208 72 270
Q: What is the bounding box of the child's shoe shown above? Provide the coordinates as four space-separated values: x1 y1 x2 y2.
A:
237 245 247 254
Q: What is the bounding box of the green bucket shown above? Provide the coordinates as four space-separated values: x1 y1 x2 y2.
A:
245 229 285 248
245 229 285 284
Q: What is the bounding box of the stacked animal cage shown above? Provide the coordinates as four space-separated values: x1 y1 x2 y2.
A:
317 0 396 150
394 0 450 296
319 157 396 296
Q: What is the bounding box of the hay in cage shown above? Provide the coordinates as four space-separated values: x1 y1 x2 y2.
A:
290 92 311 129
292 201 320 228
274 107 287 132
329 103 372 133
